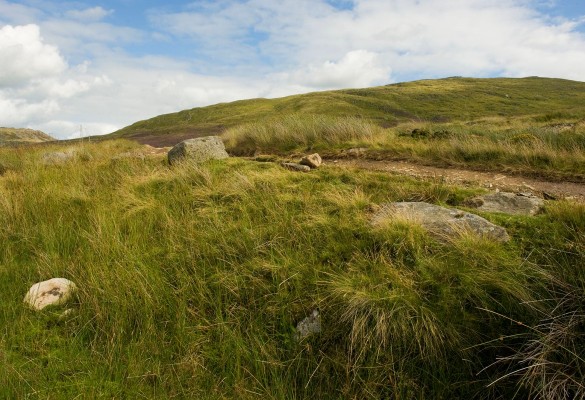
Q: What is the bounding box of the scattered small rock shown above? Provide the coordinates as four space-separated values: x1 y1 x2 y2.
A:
372 202 510 242
24 278 77 311
282 162 311 172
168 136 229 165
467 192 544 216
300 153 322 169
295 309 321 341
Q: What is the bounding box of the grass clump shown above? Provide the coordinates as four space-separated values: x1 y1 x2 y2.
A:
0 140 584 398
224 114 380 155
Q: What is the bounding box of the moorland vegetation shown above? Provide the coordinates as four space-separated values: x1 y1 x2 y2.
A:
1 77 584 399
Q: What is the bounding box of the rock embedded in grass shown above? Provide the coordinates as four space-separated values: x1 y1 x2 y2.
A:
42 150 76 165
282 162 311 172
372 201 510 242
24 278 77 311
467 192 545 216
167 136 229 165
343 147 368 157
300 153 322 169
295 309 322 341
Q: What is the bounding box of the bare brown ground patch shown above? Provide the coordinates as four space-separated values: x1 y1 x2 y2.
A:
331 159 585 201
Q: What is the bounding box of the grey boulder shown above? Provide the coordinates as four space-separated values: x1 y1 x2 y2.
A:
168 136 229 165
372 202 510 242
467 192 544 216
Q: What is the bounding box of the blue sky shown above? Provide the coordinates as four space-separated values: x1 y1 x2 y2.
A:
1 0 585 139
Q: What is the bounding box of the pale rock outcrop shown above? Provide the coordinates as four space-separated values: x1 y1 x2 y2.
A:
372 202 510 242
467 192 544 216
42 150 76 165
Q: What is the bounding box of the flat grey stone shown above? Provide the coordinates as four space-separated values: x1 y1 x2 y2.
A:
372 202 510 242
469 192 544 216
282 162 311 172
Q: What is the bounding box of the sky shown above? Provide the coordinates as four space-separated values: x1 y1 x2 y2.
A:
1 0 584 139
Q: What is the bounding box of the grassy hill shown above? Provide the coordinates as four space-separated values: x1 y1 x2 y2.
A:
1 77 584 398
109 77 585 146
1 139 584 398
0 127 54 145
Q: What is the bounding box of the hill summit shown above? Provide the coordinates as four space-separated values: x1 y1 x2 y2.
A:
108 77 585 147
0 127 54 145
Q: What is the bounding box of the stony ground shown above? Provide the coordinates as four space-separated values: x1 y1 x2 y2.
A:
332 159 585 201
140 143 585 200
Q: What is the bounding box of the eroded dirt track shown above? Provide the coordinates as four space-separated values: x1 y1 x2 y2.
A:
332 159 585 201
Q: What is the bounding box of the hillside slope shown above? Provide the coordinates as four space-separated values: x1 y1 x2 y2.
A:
109 77 585 146
0 127 54 145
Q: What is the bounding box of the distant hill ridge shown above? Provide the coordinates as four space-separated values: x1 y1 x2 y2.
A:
0 127 55 145
108 77 585 146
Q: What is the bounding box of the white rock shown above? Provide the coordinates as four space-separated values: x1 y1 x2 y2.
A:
24 278 77 311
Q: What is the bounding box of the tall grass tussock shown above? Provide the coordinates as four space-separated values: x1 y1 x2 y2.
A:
224 115 380 155
1 139 584 399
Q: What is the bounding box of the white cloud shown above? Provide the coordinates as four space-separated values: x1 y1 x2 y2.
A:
2 0 585 141
0 95 59 126
0 1 42 25
35 74 113 99
287 50 391 89
0 24 66 87
152 0 585 82
65 7 113 22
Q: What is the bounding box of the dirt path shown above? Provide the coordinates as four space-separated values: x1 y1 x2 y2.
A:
331 159 585 201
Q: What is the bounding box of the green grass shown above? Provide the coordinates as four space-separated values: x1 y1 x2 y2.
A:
224 115 585 181
1 140 584 398
104 76 585 180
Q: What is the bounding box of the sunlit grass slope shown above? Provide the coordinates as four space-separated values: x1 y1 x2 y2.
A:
0 127 54 145
1 140 584 399
110 77 585 141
